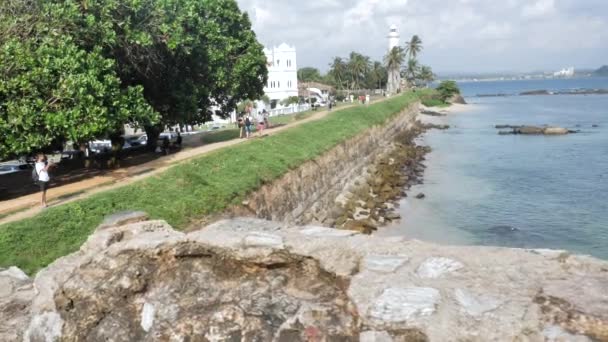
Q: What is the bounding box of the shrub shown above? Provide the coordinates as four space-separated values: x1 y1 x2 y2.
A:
436 80 460 102
421 97 445 107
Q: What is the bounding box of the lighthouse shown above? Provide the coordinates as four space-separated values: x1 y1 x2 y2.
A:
388 24 400 51
386 25 402 95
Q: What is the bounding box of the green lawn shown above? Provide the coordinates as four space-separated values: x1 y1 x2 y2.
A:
200 128 241 144
0 92 421 274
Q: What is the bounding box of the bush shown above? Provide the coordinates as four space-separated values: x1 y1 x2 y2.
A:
421 97 445 107
436 80 460 102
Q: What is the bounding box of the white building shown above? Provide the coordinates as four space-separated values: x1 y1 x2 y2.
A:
554 67 575 78
263 43 299 105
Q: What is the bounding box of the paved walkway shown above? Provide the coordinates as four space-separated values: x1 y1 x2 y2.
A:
0 100 381 225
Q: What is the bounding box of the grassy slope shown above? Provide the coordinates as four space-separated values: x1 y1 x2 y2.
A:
0 92 421 274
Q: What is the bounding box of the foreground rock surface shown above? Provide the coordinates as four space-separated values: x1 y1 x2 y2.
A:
2 217 608 341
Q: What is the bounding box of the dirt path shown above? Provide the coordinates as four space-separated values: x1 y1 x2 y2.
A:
0 100 385 225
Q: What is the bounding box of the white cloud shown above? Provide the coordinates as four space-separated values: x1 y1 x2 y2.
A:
237 0 608 73
522 0 555 18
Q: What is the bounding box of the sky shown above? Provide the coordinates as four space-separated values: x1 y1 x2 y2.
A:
235 0 608 74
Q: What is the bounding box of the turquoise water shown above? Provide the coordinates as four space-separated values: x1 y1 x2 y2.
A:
381 78 608 259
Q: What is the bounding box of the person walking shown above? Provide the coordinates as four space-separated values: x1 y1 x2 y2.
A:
256 111 265 136
162 136 170 155
35 153 53 208
176 131 182 148
263 109 270 128
244 114 252 138
237 116 245 138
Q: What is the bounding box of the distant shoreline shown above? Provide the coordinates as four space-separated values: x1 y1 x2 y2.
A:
474 88 608 98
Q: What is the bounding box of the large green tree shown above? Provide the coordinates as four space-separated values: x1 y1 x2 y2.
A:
0 3 156 159
64 0 267 146
1 0 268 154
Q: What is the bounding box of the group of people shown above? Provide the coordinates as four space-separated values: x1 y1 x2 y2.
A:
237 110 270 139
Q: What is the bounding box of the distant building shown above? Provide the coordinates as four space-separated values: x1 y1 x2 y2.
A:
299 82 334 103
554 67 575 78
263 43 299 106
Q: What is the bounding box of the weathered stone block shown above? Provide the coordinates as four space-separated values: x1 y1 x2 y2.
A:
416 257 464 278
369 287 441 324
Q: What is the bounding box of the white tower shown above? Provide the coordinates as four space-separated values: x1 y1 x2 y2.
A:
388 25 400 51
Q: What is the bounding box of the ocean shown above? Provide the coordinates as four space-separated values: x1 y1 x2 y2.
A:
379 78 608 259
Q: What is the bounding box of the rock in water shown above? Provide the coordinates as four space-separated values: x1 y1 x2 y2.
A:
543 127 569 135
449 94 467 104
516 126 545 134
415 193 426 199
520 89 551 96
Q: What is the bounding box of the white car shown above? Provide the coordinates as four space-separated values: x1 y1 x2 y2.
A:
0 163 29 175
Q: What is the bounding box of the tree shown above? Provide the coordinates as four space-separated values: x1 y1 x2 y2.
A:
297 67 323 82
418 66 435 88
31 0 267 149
0 35 156 159
348 52 371 90
366 61 387 90
260 95 271 107
0 0 267 155
436 80 461 102
385 46 405 94
403 59 420 86
280 96 300 106
328 57 347 89
405 35 423 60
236 100 256 114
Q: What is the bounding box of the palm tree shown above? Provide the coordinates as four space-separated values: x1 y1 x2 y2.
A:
404 58 420 86
369 61 386 90
329 57 347 89
384 46 405 94
418 65 435 88
405 35 423 60
348 52 370 91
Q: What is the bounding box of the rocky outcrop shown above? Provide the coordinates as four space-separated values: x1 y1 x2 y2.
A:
328 120 449 234
448 94 467 104
3 216 608 341
497 125 575 135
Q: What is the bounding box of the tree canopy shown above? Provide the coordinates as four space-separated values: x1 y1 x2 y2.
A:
0 0 268 158
436 80 460 101
297 67 324 82
325 52 386 91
